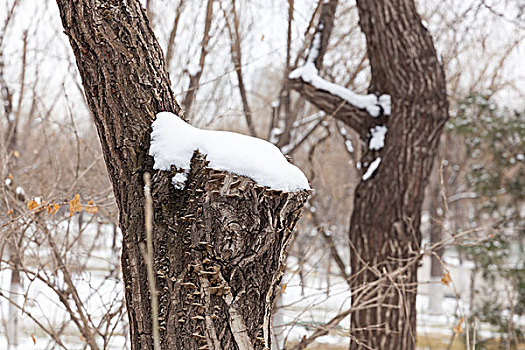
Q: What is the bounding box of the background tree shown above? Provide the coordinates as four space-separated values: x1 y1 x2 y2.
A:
289 0 448 348
451 95 524 348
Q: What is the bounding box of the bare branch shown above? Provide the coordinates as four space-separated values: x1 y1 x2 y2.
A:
182 0 213 116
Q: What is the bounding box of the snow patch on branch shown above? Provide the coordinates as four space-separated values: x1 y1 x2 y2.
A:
187 63 201 77
378 94 391 115
15 186 25 196
172 172 188 190
369 125 387 150
345 140 354 153
150 112 310 192
307 30 322 64
362 157 381 181
289 62 391 118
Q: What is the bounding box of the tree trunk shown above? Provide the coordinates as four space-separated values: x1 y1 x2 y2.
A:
347 1 448 349
1 25 21 350
289 0 448 348
55 1 308 349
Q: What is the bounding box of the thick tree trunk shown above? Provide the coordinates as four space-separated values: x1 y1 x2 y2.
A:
290 0 448 348
347 1 448 349
55 1 307 349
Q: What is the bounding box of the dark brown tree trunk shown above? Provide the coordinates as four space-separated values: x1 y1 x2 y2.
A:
290 0 448 349
55 1 308 349
348 2 448 348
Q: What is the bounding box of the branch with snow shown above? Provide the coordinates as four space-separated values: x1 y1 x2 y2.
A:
289 63 390 118
288 0 391 143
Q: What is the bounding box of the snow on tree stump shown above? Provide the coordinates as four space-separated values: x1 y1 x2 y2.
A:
148 151 309 349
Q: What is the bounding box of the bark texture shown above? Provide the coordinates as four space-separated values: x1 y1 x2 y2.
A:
290 0 448 349
349 2 448 348
55 1 308 349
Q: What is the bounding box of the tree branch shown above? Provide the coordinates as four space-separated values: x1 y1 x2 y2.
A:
288 79 385 140
223 0 257 137
288 0 389 139
182 0 213 116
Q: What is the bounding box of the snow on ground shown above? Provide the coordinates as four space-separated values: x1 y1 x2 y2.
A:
1 220 518 349
149 112 310 192
0 218 127 350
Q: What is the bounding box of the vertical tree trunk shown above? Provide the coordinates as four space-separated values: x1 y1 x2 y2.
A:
55 1 308 349
348 1 448 349
1 24 21 350
289 0 448 348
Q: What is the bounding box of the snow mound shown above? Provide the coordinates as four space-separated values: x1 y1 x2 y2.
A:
149 112 311 192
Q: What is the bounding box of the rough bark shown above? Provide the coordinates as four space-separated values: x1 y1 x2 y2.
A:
290 0 448 348
55 1 308 349
348 2 448 348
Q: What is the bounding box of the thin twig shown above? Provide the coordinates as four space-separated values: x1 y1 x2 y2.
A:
143 172 160 350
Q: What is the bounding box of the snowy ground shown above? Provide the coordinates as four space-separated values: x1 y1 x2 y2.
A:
0 221 521 349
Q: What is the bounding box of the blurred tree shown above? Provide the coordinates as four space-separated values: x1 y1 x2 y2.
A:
451 94 524 348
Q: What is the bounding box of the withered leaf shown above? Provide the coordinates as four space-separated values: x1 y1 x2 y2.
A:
85 200 98 214
453 317 464 335
70 194 82 217
441 271 452 286
47 203 60 215
27 200 39 211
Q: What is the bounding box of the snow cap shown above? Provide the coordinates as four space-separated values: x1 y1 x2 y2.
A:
149 112 311 192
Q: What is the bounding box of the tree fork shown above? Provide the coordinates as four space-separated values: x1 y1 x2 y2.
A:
55 1 308 349
289 0 448 348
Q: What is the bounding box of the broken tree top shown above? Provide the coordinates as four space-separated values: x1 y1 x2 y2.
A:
149 112 311 192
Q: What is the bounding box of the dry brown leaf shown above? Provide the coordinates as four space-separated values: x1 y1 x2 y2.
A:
453 317 464 335
85 200 98 214
47 203 60 215
70 194 82 217
13 150 19 158
441 271 452 286
31 334 36 345
281 283 287 294
27 200 39 211
7 209 13 215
